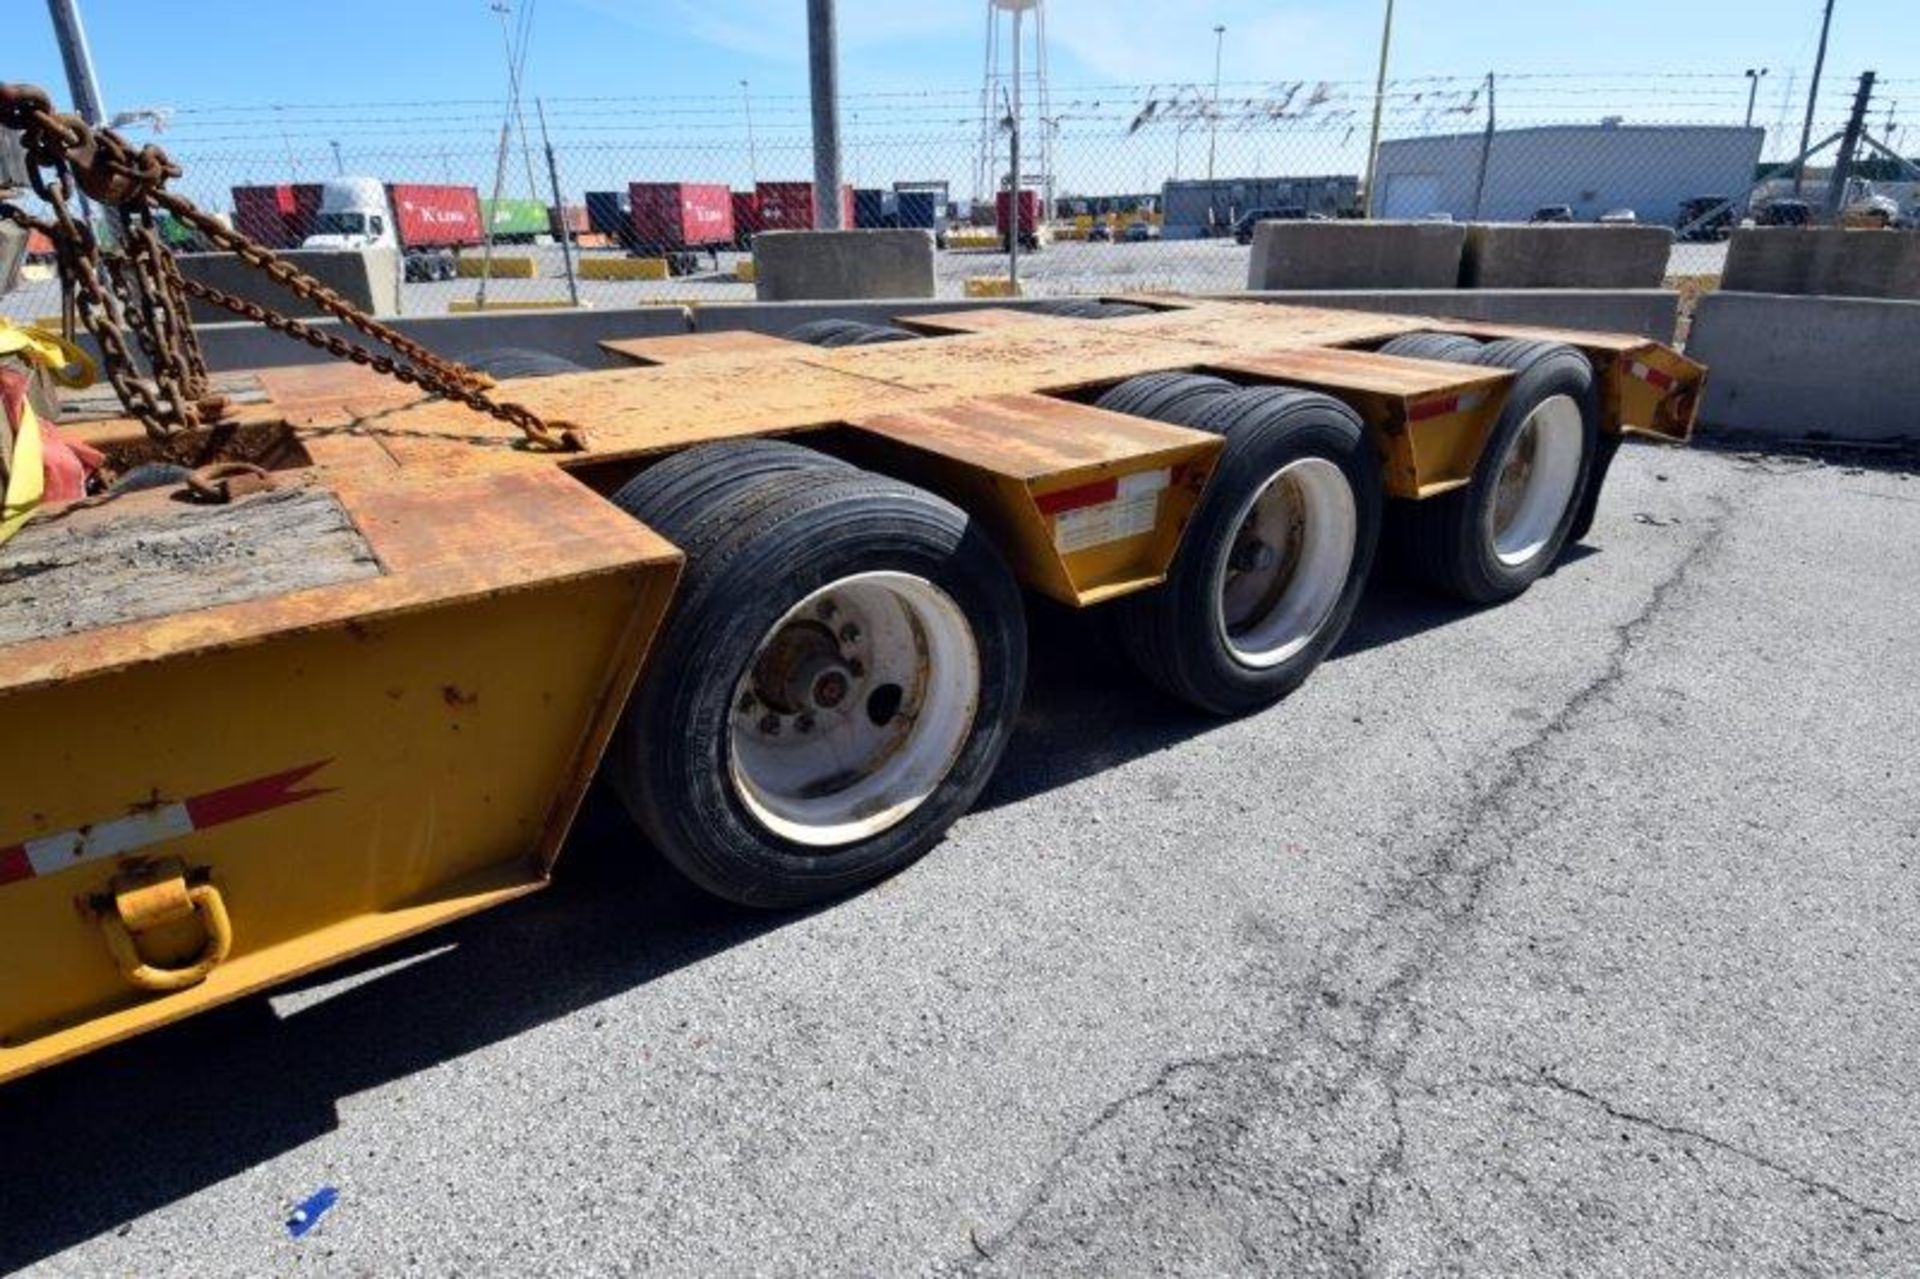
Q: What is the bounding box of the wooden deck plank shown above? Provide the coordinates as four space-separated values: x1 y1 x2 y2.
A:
892 308 1069 336
1210 346 1509 398
851 392 1217 483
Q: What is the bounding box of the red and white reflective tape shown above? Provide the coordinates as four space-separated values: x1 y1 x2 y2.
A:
1407 389 1488 423
0 760 332 887
1627 359 1676 391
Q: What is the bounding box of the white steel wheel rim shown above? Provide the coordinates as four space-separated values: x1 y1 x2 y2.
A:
727 571 980 848
1212 457 1359 669
1490 394 1584 567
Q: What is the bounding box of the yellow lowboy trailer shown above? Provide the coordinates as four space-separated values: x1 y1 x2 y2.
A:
0 87 1703 1086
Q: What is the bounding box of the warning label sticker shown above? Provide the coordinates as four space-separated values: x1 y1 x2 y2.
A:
1052 468 1170 553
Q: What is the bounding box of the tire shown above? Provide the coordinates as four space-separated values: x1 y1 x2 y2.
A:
610 438 855 541
843 324 917 345
1094 371 1237 423
455 347 587 379
1395 339 1599 603
607 471 1027 908
1110 386 1383 715
785 318 877 348
1376 332 1484 364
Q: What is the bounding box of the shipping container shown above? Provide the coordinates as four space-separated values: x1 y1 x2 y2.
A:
894 190 943 232
481 197 551 242
549 203 589 240
730 190 761 246
388 184 483 249
754 181 856 232
995 189 1043 236
585 190 635 251
230 183 323 250
628 183 735 250
853 188 896 229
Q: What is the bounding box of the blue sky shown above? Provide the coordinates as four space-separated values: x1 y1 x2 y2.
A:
6 1 1914 199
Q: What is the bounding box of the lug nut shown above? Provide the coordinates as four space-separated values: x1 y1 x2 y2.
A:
817 598 838 620
737 690 758 713
847 658 865 678
838 623 862 645
795 713 816 733
758 714 781 736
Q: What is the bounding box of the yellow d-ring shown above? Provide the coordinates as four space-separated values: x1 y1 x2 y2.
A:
99 883 234 992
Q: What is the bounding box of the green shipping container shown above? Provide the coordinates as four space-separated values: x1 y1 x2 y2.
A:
481 198 550 238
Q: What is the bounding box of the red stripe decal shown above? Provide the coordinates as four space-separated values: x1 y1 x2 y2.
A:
184 760 334 831
1035 477 1119 517
1407 395 1460 423
0 845 30 886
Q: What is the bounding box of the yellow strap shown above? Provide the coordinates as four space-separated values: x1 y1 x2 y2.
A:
0 394 44 546
0 317 97 389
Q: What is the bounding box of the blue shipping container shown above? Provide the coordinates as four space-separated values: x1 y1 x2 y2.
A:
894 190 943 231
853 188 897 229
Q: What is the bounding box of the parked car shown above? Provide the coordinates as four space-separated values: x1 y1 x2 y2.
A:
1088 221 1113 242
1122 222 1154 243
1529 204 1575 223
1232 205 1308 245
1756 199 1813 228
1676 195 1735 242
1598 208 1638 225
1842 193 1900 228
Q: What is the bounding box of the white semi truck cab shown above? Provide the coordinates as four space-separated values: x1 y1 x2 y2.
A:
301 177 463 281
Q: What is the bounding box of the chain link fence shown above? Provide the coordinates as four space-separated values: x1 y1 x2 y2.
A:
4 72 1914 321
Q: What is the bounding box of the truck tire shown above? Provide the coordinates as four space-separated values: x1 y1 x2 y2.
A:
608 471 1026 908
1394 339 1598 603
1095 371 1236 422
1376 331 1483 363
455 348 587 379
785 319 874 348
610 438 855 540
1109 387 1382 715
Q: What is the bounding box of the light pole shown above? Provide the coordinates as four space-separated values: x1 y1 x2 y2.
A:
740 79 759 185
1794 0 1837 194
329 139 344 175
1744 67 1768 128
1205 23 1225 192
1362 0 1395 218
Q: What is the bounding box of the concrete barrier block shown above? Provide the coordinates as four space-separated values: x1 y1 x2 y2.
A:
1722 228 1920 300
1232 288 1679 343
753 230 936 301
1460 224 1673 288
177 248 400 322
1247 221 1466 290
1686 291 1919 442
454 255 536 279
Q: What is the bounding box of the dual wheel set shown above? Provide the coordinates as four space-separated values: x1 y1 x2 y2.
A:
600 333 1606 908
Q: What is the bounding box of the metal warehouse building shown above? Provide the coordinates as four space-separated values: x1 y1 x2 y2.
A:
1160 175 1359 238
1373 124 1763 226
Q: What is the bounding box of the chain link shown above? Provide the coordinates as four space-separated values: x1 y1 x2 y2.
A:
0 82 584 453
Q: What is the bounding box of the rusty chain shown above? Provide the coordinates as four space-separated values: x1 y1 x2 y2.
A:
0 82 583 453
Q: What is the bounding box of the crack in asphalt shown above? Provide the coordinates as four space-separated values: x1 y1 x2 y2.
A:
952 475 1782 1272
1458 1070 1919 1228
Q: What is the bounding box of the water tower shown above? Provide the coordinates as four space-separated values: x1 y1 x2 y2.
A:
974 0 1054 211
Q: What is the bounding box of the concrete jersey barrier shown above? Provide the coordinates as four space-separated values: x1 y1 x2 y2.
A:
1459 224 1674 289
1247 221 1466 291
752 229 936 302
1722 228 1920 300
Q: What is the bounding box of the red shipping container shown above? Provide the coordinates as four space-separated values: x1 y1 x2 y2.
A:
549 203 589 237
753 181 856 231
730 190 762 241
996 189 1042 236
387 184 482 249
628 183 735 249
230 183 322 249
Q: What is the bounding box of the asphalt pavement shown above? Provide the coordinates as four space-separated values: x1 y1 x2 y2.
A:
3 440 1916 1276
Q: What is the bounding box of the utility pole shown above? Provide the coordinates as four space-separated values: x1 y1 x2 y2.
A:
329 140 344 176
1794 0 1837 194
1744 67 1768 128
45 0 107 125
1824 69 1875 219
807 0 845 229
1205 24 1225 192
1362 0 1395 218
1470 72 1496 221
740 79 760 186
536 97 578 308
